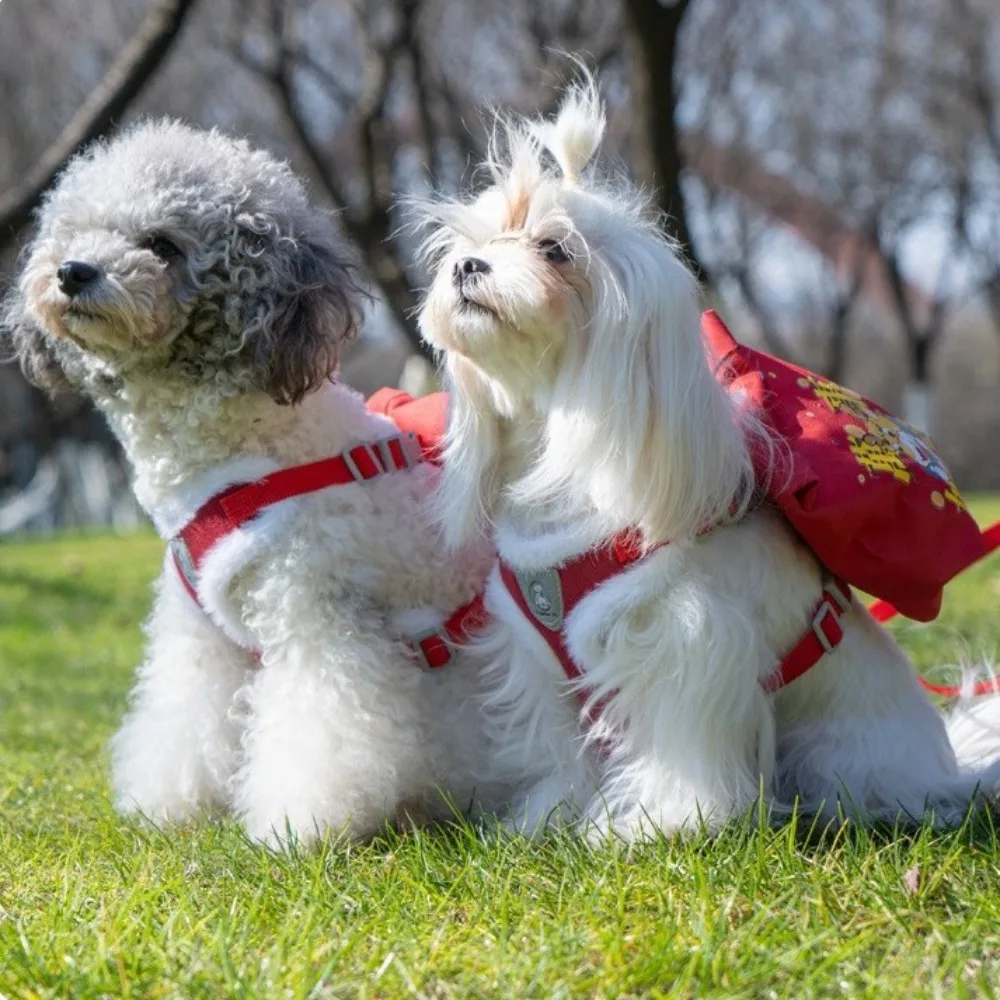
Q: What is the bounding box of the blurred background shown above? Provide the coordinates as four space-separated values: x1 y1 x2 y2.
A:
1 0 999 533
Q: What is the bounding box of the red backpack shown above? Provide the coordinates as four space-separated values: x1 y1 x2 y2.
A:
702 310 984 622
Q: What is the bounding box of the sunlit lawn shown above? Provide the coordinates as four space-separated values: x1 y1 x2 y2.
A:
1 498 999 998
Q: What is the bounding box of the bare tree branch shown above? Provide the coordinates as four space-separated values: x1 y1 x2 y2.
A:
234 0 434 361
825 241 867 383
733 264 799 364
881 246 951 385
0 0 199 246
287 47 357 110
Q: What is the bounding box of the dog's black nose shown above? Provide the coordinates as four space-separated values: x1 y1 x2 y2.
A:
57 261 99 297
452 257 491 285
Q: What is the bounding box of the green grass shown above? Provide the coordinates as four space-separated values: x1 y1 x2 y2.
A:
2 500 1000 999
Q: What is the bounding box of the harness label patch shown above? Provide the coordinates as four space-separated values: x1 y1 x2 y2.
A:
514 569 564 631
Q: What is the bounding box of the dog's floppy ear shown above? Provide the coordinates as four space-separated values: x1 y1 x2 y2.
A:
1 293 73 396
251 237 363 406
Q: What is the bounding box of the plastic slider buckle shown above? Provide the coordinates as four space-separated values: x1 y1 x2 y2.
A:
825 578 853 613
810 600 841 656
409 628 452 670
374 434 421 473
399 432 422 469
375 438 398 473
342 442 384 482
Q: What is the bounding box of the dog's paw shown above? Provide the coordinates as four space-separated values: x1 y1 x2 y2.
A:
241 804 361 850
110 731 230 825
243 814 325 850
500 773 584 838
113 784 204 826
582 794 731 843
111 742 207 824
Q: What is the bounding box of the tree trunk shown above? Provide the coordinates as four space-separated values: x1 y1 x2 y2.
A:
902 339 933 433
622 0 702 278
0 0 199 248
901 381 932 434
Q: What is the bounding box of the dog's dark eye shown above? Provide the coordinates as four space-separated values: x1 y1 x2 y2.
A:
144 236 182 261
538 238 570 264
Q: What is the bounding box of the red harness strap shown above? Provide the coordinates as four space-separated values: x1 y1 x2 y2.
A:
499 531 854 709
410 594 490 669
760 576 852 692
170 435 423 601
170 432 482 669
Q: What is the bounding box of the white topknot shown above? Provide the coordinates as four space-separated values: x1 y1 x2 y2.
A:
529 75 606 185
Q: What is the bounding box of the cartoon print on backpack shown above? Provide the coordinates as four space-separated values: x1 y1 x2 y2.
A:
798 374 963 507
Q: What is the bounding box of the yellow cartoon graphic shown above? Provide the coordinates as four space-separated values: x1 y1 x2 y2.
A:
798 374 965 511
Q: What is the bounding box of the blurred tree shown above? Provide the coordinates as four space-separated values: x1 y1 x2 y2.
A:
0 0 198 245
679 0 1000 431
622 0 702 276
2 0 1000 530
0 0 198 530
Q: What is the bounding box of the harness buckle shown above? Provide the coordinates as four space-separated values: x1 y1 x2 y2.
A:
825 577 852 613
810 600 840 656
408 627 452 670
170 535 200 594
374 433 421 473
342 442 384 482
375 438 397 473
399 432 422 469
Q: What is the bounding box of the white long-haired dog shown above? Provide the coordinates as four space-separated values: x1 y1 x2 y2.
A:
416 79 1000 840
3 120 515 845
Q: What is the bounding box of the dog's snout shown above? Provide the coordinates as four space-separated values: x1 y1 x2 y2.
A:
452 257 491 286
57 261 100 297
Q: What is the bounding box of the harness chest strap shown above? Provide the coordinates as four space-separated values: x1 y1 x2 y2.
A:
499 536 854 701
169 432 472 668
409 593 490 668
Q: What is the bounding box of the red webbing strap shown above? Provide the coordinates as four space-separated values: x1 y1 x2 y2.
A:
217 436 420 529
502 534 852 701
867 519 1000 698
410 593 489 669
175 436 420 570
171 435 422 605
761 577 852 693
499 536 650 687
171 432 474 671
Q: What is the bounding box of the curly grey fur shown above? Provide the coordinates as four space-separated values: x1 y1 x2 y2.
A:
0 299 76 395
1 119 362 405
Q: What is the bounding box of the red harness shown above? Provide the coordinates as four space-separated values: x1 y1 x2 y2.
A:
171 385 1000 704
498 534 853 699
169 432 484 668
171 435 850 691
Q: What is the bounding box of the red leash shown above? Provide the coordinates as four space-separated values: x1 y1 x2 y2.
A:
868 519 1000 697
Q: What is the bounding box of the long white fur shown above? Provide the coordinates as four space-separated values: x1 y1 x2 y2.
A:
417 75 1000 840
